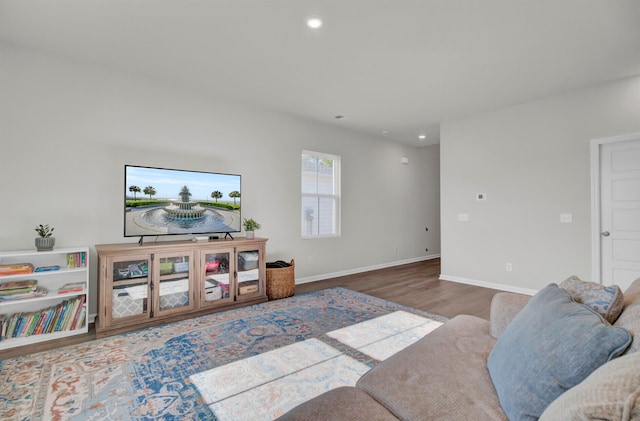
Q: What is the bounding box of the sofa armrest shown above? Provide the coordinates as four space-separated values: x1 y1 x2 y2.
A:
490 292 531 339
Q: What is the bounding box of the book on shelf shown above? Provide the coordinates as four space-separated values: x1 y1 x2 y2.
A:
58 282 85 294
66 252 87 269
33 309 47 335
34 265 60 272
36 305 55 335
54 301 71 332
0 286 48 301
61 299 78 331
71 298 86 330
1 315 6 341
0 295 86 340
14 313 26 337
0 263 34 276
42 305 60 334
0 279 37 292
6 314 16 338
29 312 45 336
77 308 86 330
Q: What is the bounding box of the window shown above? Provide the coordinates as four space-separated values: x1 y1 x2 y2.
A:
301 150 341 238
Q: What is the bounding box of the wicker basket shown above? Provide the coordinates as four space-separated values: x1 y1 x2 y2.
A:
266 259 295 300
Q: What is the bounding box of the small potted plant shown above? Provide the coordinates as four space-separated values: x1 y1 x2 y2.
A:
34 224 55 251
243 218 261 239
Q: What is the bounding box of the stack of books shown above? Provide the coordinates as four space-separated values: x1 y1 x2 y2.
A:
0 279 48 301
58 282 85 294
0 263 34 276
0 295 86 340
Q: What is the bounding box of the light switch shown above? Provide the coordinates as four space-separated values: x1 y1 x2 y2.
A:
458 213 469 222
560 213 573 223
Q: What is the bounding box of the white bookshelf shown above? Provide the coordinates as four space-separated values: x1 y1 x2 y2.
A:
0 247 89 350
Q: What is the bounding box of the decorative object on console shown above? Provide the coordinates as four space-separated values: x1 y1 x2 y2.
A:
242 217 261 239
34 224 55 251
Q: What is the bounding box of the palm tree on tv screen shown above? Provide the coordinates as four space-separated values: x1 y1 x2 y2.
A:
229 190 240 206
143 186 156 200
211 190 223 203
129 185 141 200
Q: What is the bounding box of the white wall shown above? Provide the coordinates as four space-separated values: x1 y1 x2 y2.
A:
0 44 441 314
440 75 640 293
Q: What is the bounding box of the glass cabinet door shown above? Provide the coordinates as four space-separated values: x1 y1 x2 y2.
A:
237 247 262 298
201 250 233 306
109 255 150 323
155 252 195 316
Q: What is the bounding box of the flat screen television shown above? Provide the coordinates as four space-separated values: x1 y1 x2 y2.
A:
124 165 241 239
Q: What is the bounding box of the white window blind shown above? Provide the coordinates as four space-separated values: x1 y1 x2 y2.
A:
301 151 341 238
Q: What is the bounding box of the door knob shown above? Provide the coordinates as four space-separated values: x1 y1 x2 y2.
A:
602 231 610 237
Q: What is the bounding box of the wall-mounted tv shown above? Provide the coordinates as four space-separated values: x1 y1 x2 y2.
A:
124 165 241 238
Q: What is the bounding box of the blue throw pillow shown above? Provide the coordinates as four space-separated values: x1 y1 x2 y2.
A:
487 284 631 421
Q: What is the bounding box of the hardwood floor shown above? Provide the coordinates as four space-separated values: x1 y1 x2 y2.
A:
1 258 502 360
296 258 502 320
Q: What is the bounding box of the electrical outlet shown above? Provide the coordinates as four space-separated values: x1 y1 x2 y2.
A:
505 263 513 272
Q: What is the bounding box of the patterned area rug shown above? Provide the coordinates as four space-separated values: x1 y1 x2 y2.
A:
191 310 442 419
0 287 447 420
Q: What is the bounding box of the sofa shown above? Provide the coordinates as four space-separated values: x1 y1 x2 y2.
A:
278 277 640 420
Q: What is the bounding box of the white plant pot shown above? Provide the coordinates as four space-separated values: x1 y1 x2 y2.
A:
246 231 255 239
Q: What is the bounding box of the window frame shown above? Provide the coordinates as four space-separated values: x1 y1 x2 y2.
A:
301 150 341 239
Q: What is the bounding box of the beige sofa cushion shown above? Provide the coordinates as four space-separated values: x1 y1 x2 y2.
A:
357 315 507 421
275 386 398 421
539 350 640 420
490 292 531 339
615 278 640 354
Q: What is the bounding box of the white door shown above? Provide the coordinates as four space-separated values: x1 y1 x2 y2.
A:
600 137 640 291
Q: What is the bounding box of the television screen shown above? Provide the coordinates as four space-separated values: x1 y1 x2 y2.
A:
124 165 241 237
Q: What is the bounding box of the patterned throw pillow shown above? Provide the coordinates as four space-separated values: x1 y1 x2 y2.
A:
560 275 625 323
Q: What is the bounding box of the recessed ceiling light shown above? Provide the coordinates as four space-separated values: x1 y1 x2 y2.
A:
418 134 427 140
306 16 323 29
382 130 390 136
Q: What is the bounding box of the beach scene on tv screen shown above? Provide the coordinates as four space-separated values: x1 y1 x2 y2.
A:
125 166 241 236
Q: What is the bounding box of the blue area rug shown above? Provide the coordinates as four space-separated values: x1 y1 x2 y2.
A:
0 287 447 420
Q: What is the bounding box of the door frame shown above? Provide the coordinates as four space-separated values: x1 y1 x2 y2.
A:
590 132 640 283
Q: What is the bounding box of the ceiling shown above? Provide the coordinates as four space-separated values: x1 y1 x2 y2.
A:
1 0 639 147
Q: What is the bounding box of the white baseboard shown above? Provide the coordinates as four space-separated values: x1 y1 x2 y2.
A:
295 254 441 285
439 274 537 296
